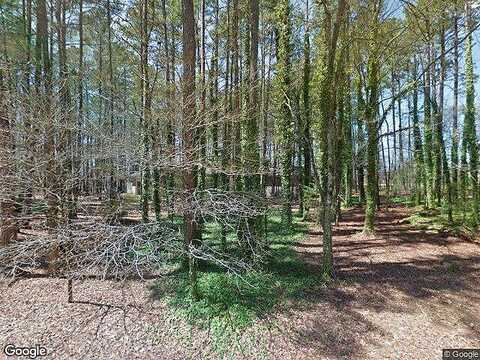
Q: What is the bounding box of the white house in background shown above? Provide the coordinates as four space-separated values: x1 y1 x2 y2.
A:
126 182 137 195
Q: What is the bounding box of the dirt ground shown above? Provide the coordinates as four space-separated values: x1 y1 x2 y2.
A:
1 205 479 359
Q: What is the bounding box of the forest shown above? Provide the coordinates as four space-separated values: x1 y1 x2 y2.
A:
0 0 479 358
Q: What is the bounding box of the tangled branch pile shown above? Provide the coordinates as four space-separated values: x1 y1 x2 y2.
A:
0 189 270 282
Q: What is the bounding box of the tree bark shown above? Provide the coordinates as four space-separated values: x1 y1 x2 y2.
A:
0 69 18 246
141 0 151 222
276 0 294 227
182 0 199 298
451 3 459 203
302 1 312 216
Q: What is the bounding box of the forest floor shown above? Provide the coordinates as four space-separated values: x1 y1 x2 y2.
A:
285 205 480 359
1 205 479 359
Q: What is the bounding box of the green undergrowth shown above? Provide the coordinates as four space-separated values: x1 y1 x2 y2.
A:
407 206 478 239
388 194 416 207
149 211 322 355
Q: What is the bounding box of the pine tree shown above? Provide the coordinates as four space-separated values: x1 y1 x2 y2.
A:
182 0 199 298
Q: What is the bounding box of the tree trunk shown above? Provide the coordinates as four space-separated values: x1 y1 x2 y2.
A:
423 46 434 209
302 1 312 216
231 0 241 190
182 0 199 298
0 69 18 246
363 2 381 234
318 0 347 278
140 0 151 223
451 4 459 203
106 0 115 202
276 0 293 227
412 58 425 206
36 0 57 229
464 9 479 226
437 23 452 223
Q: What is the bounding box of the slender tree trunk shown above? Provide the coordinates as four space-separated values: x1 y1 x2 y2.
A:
56 0 74 219
356 80 366 205
106 0 116 202
231 0 241 190
385 119 391 195
344 81 353 208
22 0 34 214
210 0 220 189
276 0 294 227
423 47 434 209
391 71 396 173
464 10 479 226
36 0 56 229
364 66 379 233
431 44 442 208
363 2 381 233
162 0 175 216
412 58 425 206
140 0 151 223
437 23 452 223
334 78 345 223
452 4 459 203
74 0 84 214
182 0 199 298
397 77 405 193
220 0 232 248
198 0 206 192
302 0 312 216
318 0 347 278
242 0 261 247
0 69 18 246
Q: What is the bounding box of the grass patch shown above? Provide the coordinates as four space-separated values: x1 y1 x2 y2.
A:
119 192 140 204
389 194 416 207
407 206 477 239
149 212 321 354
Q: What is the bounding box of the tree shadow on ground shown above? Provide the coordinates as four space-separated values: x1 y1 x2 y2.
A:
285 205 480 359
147 205 480 359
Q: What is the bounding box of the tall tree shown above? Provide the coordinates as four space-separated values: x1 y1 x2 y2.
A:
423 59 434 208
35 0 56 228
436 21 453 222
301 0 312 217
451 2 460 203
317 0 347 277
412 58 425 205
0 69 17 245
275 0 294 227
244 0 260 192
198 0 207 192
106 0 115 201
363 0 381 233
232 0 241 190
343 80 353 207
182 0 199 297
141 0 152 222
209 0 220 189
74 0 84 216
464 12 479 226
55 0 74 218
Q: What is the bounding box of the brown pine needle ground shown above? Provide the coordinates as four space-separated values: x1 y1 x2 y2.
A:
1 205 479 359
